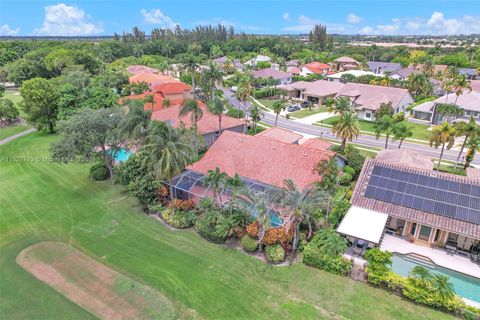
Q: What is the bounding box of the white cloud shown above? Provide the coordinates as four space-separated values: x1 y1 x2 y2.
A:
140 8 177 28
34 3 103 36
282 14 348 33
358 26 374 34
347 14 362 24
424 11 480 34
0 24 20 36
406 20 422 32
282 12 291 22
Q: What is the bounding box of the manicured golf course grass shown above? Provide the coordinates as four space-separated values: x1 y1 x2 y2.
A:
0 132 455 319
0 123 32 141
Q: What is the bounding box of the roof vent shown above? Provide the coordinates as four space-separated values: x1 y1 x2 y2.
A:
304 153 308 157
273 146 276 150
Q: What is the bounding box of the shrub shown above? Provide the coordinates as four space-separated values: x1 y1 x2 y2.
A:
343 144 366 173
262 226 294 246
195 210 229 243
343 165 356 176
303 246 353 275
90 163 110 181
127 173 161 205
226 109 244 119
171 199 195 212
246 221 259 238
148 203 164 215
113 152 151 186
339 173 353 186
0 99 19 122
265 244 285 264
252 88 286 99
161 208 196 229
241 235 258 253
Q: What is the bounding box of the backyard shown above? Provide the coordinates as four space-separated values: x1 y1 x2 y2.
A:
317 116 432 141
0 132 455 320
0 123 31 141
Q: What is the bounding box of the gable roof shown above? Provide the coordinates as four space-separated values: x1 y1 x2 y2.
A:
152 81 191 94
252 68 292 80
375 149 433 170
279 80 344 97
301 138 333 151
335 56 359 64
255 127 303 144
367 61 402 73
286 59 299 67
302 62 331 74
187 131 335 189
336 82 412 111
327 70 381 79
414 91 480 113
351 158 480 239
127 65 159 75
129 72 175 85
151 102 244 135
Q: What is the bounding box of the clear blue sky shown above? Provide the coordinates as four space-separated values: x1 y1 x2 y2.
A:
1 1 479 36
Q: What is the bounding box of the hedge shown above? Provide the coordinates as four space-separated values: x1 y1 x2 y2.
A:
90 163 110 181
303 245 352 276
265 244 285 264
241 235 258 253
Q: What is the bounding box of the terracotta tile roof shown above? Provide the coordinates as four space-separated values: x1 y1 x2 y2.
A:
128 72 175 85
303 62 331 74
375 149 434 170
187 131 336 189
151 102 244 135
151 82 191 94
301 138 333 151
467 167 480 180
252 68 292 80
351 158 480 239
122 92 185 112
126 65 158 75
336 83 412 111
255 127 303 144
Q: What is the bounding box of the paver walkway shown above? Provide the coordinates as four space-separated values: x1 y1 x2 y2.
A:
0 128 37 145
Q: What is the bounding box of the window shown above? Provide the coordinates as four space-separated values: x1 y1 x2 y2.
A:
473 111 479 118
418 225 432 241
434 229 441 242
410 223 417 236
465 110 472 116
365 112 372 119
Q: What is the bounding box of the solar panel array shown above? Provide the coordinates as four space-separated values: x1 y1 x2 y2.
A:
365 165 480 225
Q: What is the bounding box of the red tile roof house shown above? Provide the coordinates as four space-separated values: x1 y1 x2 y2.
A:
334 56 360 71
299 62 331 77
337 149 480 279
169 131 337 208
279 80 344 105
255 127 303 144
335 83 414 121
252 68 293 86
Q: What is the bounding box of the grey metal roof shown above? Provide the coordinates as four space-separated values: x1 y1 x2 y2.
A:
458 68 477 76
367 61 402 73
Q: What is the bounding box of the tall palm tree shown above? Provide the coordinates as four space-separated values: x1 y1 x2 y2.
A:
421 60 435 78
183 54 199 95
272 100 287 126
249 104 264 133
329 96 353 116
207 96 225 135
179 99 203 128
225 173 246 220
374 115 395 149
144 122 196 197
236 76 254 133
453 74 472 104
203 167 228 209
316 228 347 257
391 121 413 149
429 122 456 170
454 117 478 161
464 136 480 169
435 103 464 123
315 157 339 192
204 62 224 100
281 179 329 262
236 188 280 252
332 111 360 150
121 103 152 145
144 94 154 111
432 274 455 301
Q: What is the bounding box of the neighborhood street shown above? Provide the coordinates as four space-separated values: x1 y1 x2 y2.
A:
221 88 479 165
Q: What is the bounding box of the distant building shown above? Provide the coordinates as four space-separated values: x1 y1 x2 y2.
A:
334 56 360 71
299 62 331 77
244 55 272 67
326 70 382 82
252 68 292 85
367 61 402 75
286 59 299 72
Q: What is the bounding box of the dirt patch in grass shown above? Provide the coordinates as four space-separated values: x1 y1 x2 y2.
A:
17 241 174 320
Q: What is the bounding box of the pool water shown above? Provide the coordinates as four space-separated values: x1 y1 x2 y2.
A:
109 148 132 162
269 211 284 227
391 253 480 304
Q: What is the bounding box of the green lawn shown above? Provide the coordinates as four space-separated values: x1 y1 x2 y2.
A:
0 133 454 319
258 99 279 110
317 117 431 141
288 106 328 119
0 123 31 141
3 91 22 104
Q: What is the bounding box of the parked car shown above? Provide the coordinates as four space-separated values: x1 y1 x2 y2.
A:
287 104 301 112
301 101 310 108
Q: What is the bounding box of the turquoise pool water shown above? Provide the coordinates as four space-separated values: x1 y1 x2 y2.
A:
391 253 480 303
109 148 132 162
269 211 283 227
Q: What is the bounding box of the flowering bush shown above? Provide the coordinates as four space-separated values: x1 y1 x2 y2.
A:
246 221 259 238
171 199 195 212
261 226 294 246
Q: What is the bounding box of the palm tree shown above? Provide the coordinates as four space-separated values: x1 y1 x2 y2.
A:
464 136 480 169
144 94 154 111
204 62 224 100
332 111 360 150
315 157 339 191
163 98 171 108
391 122 413 149
203 167 228 209
236 76 254 133
432 274 455 301
121 103 152 145
421 60 435 78
272 100 286 126
429 122 456 170
179 99 203 128
183 54 199 95
144 122 196 197
281 179 329 262
453 74 472 104
454 117 478 161
409 265 433 282
207 96 225 135
225 173 247 220
236 188 280 252
374 115 395 149
249 104 264 133
435 103 464 123
316 228 347 257
329 96 353 116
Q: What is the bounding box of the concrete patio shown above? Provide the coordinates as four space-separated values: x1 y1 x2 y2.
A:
381 234 480 279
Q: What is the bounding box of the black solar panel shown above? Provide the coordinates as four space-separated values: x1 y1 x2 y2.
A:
365 165 480 225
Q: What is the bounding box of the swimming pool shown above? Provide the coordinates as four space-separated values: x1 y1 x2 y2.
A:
390 253 480 304
269 211 284 227
109 148 132 162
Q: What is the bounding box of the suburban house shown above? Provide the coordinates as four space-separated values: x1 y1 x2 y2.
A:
255 127 303 144
286 59 299 72
327 70 382 82
412 91 480 124
169 130 338 205
299 62 331 77
244 55 272 67
390 64 448 81
279 80 345 105
128 72 176 87
458 68 480 80
367 61 402 75
335 83 414 121
252 68 293 85
334 56 360 71
127 65 159 75
337 148 480 278
213 56 244 72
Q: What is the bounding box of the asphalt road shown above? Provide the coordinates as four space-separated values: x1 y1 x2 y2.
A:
221 88 478 165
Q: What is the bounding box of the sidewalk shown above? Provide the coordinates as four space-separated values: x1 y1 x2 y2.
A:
0 128 37 145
